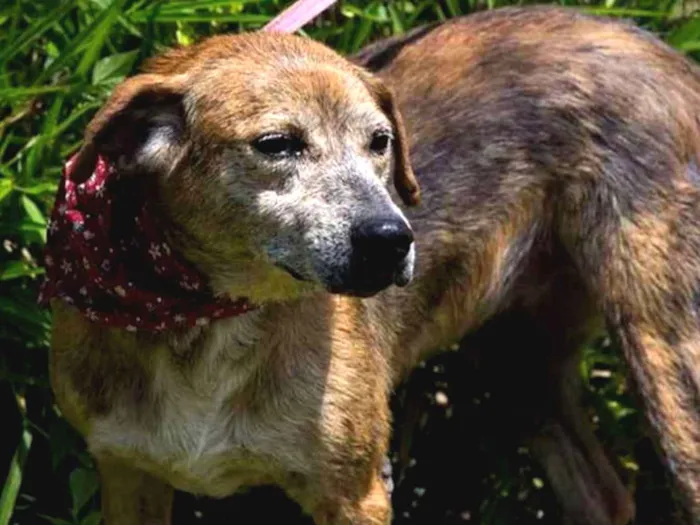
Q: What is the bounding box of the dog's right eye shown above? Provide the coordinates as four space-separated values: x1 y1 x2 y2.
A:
252 133 306 159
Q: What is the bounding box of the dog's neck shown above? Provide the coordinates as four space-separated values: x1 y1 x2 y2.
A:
159 292 350 398
165 307 267 364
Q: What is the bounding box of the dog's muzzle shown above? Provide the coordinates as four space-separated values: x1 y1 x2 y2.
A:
334 216 415 297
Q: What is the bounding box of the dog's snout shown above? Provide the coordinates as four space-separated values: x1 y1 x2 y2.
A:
351 217 414 264
338 215 414 296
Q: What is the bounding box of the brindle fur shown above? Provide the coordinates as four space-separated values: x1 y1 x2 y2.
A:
50 6 700 525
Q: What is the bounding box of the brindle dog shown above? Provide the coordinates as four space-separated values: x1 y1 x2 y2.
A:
50 6 699 525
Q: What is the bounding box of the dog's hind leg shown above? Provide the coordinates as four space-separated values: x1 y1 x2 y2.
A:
523 335 635 525
465 297 635 525
559 181 700 522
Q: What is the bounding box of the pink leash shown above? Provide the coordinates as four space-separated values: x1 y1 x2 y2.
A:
262 0 339 33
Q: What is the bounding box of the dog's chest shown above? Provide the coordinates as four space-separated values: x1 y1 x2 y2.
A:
87 318 319 497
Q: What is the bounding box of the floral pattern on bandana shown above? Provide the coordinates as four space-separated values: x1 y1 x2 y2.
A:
38 154 255 332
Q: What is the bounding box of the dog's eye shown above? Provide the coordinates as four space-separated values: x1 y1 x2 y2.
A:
252 133 306 158
370 131 392 155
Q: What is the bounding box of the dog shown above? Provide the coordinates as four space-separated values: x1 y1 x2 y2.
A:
44 6 700 525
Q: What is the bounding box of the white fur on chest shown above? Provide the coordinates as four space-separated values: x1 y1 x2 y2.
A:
88 314 316 497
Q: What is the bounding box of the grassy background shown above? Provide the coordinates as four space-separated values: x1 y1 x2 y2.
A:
2 0 699 523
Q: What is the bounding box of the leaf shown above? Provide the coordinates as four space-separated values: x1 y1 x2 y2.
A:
38 516 74 525
579 7 668 18
388 4 405 34
620 455 640 472
341 4 366 19
0 84 78 102
680 41 700 52
89 0 114 8
75 0 129 80
176 27 195 46
92 50 139 85
0 296 50 332
14 220 48 244
128 11 270 23
0 178 12 203
69 468 99 518
351 15 375 53
443 0 462 17
149 0 256 11
16 181 58 196
0 429 33 525
0 261 45 281
20 195 45 225
667 15 700 48
80 512 102 525
606 400 636 420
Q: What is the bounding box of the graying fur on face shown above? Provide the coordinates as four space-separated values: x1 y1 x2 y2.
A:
256 151 414 290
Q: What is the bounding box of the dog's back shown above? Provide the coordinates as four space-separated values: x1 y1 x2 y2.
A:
357 7 700 522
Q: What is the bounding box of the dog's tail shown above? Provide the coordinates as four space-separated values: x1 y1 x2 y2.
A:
558 177 700 522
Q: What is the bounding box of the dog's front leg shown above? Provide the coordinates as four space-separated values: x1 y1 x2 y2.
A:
310 471 391 525
97 456 174 525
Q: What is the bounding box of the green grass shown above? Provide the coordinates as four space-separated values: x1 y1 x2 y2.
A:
1 0 699 523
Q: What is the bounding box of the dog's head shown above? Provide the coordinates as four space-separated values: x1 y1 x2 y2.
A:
70 33 420 302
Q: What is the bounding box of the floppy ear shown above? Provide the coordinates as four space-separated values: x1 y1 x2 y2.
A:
70 73 188 183
362 74 421 206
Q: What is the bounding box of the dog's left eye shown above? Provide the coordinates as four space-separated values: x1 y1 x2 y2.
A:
252 133 306 158
370 131 392 155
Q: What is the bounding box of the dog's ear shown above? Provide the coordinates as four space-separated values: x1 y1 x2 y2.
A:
70 73 188 183
362 74 421 206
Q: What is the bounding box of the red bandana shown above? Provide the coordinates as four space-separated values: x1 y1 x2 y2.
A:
38 155 254 332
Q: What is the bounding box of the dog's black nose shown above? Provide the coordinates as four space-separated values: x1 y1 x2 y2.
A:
351 217 414 264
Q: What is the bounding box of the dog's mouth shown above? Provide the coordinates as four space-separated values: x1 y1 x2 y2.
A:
277 265 393 297
277 266 405 298
328 266 414 298
275 255 414 297
328 284 384 298
275 263 311 283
